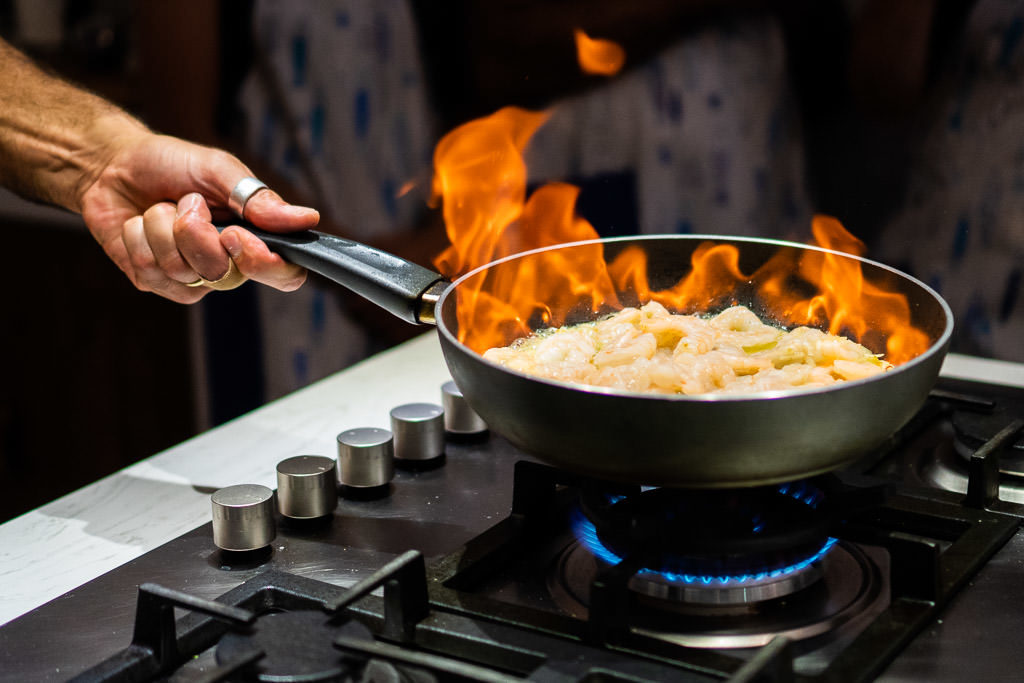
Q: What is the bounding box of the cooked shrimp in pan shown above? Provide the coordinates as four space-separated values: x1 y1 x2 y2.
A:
482 302 891 395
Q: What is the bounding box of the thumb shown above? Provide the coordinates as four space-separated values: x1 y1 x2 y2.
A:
180 141 320 233
241 187 320 233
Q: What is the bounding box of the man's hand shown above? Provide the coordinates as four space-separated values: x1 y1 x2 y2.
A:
0 36 314 303
79 132 314 303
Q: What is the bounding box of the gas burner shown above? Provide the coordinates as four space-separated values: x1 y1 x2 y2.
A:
216 611 369 682
953 395 1024 466
570 482 837 605
917 436 1024 505
551 538 888 650
952 408 1024 481
571 508 837 606
893 387 1024 505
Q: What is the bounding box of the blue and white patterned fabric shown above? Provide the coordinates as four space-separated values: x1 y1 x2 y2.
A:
527 15 811 240
239 0 437 400
874 0 1024 361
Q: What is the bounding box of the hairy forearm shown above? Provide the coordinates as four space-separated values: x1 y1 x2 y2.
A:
0 38 148 211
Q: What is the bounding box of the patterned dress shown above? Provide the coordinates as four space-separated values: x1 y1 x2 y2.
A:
873 1 1024 361
239 0 437 399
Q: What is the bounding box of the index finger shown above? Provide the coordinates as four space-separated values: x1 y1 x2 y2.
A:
220 226 307 291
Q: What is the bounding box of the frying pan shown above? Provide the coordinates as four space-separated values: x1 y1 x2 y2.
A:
234 226 952 488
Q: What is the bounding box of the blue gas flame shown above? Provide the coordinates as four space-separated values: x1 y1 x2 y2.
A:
573 483 838 587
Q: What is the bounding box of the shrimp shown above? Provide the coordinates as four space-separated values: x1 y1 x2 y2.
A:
482 304 892 395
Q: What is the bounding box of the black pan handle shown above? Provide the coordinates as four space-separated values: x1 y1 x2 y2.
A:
218 222 448 325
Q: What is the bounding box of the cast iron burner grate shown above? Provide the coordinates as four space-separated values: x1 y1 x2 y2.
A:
427 460 1021 679
952 389 1024 461
214 611 373 681
863 380 1024 510
69 553 449 683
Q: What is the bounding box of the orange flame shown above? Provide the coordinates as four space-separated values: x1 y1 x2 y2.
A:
757 216 932 362
432 107 550 276
573 28 626 76
431 107 932 365
396 179 418 198
607 242 750 315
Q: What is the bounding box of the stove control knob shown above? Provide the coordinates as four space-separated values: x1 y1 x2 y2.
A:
276 455 338 518
441 381 488 435
337 427 395 487
211 484 276 551
390 403 445 461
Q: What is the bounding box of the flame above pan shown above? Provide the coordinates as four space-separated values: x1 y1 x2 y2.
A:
430 106 930 364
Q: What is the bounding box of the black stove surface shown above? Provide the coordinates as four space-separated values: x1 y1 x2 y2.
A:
0 435 525 682
3 377 1024 682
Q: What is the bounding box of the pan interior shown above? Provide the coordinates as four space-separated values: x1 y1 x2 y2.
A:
439 235 951 364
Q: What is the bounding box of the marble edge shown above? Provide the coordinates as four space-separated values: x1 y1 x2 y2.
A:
940 352 1024 388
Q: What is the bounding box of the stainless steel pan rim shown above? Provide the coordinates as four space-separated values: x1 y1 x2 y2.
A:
435 233 953 404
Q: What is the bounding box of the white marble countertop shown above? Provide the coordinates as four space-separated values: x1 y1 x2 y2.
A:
1 333 1023 627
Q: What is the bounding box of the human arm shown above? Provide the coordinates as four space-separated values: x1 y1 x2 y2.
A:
0 37 313 303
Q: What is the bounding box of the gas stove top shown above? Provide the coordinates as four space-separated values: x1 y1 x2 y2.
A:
2 376 1024 681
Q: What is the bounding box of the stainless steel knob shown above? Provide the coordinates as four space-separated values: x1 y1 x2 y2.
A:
441 381 488 435
337 427 395 487
390 403 445 461
276 455 338 519
211 484 276 551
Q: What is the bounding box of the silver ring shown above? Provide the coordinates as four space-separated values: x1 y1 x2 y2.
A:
228 177 269 219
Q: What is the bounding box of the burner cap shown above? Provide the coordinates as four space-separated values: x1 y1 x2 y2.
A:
216 610 369 682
